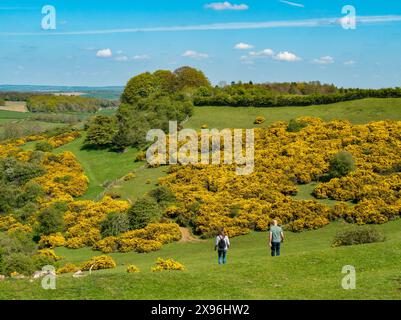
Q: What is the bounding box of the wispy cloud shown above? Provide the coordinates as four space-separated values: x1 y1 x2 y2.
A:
204 2 249 11
279 0 304 8
0 7 38 10
312 56 334 65
344 60 355 65
2 15 401 36
114 54 150 62
182 50 209 59
249 49 274 57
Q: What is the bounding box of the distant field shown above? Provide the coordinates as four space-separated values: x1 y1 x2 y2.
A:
0 101 28 113
186 98 401 129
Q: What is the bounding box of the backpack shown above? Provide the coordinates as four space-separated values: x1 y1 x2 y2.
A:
218 236 226 250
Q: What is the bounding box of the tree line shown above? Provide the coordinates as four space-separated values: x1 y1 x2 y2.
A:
26 95 118 113
193 85 401 107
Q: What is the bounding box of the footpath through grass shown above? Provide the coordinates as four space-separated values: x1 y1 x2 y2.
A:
1 220 401 299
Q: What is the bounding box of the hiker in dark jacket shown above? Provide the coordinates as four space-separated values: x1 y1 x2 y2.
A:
215 230 230 265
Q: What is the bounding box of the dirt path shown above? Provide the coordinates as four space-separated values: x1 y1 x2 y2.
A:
179 227 203 243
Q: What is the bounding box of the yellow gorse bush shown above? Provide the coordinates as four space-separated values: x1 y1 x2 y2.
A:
81 255 116 271
127 265 140 273
151 258 185 272
57 263 80 274
36 249 63 261
160 118 401 236
93 223 181 253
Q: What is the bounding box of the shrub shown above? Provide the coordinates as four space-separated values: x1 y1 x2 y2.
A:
36 249 62 261
123 172 136 181
254 116 265 124
332 226 386 247
38 233 66 249
127 265 140 273
287 119 307 132
81 255 116 271
148 186 175 204
100 212 130 238
36 203 66 236
127 197 162 230
1 253 36 276
151 258 185 272
135 151 146 162
35 141 54 152
57 263 79 274
328 151 355 179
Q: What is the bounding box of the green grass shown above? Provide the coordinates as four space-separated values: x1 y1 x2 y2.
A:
293 183 339 208
0 109 29 120
185 98 401 129
109 166 169 202
55 135 142 199
1 220 401 299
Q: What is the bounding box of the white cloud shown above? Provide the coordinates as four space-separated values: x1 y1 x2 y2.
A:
274 51 301 62
312 56 334 65
234 42 254 50
132 54 150 60
96 48 112 58
344 60 355 65
182 50 209 59
204 2 248 11
114 54 150 62
279 0 304 8
249 49 274 57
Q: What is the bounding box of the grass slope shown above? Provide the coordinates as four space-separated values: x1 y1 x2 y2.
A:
185 98 401 129
1 220 401 299
55 135 142 199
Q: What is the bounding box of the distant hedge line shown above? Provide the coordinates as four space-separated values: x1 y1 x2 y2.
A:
0 91 45 101
193 88 401 107
26 95 118 113
0 98 5 106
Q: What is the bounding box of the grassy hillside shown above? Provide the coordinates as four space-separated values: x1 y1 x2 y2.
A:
1 220 401 299
55 135 142 199
185 98 401 129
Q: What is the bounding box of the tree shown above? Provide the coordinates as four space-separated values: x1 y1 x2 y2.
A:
154 70 177 94
148 186 176 205
100 212 130 237
174 66 211 90
113 105 150 149
328 151 355 178
36 202 66 236
127 196 162 230
121 72 158 104
85 115 118 148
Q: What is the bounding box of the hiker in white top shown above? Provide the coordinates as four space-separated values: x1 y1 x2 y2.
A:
215 230 230 265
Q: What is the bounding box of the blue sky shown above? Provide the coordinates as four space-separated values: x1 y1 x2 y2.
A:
1 0 401 87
